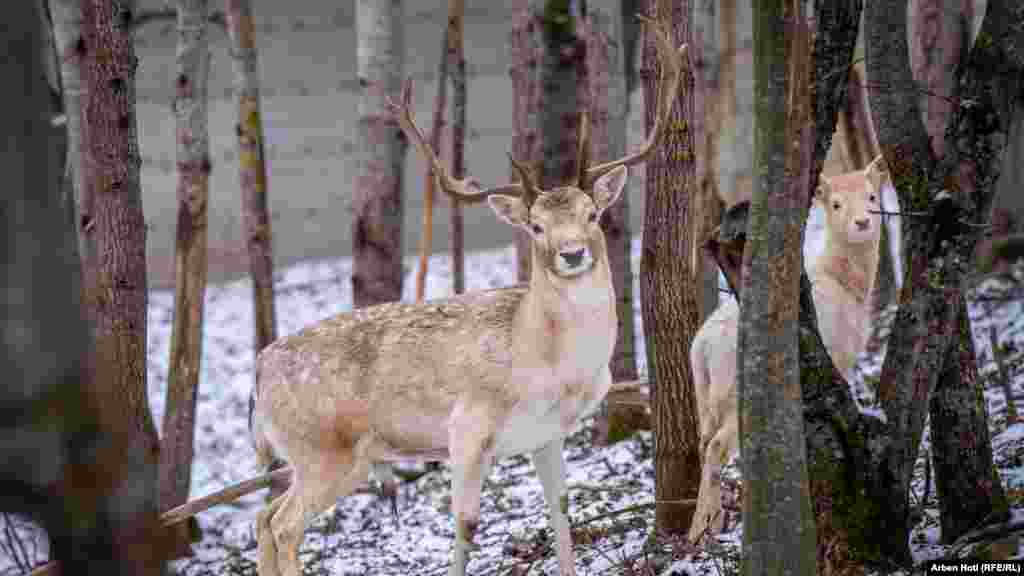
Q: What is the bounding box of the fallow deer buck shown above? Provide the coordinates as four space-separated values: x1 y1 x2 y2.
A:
247 16 687 576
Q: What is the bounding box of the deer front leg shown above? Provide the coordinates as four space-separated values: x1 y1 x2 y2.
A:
447 406 497 576
532 436 575 576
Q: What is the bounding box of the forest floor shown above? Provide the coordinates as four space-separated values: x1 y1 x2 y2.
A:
2 226 1023 575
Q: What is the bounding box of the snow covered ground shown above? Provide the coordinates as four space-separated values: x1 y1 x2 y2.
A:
2 208 1023 575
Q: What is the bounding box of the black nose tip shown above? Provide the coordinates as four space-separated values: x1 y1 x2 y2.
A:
856 219 870 230
561 248 585 267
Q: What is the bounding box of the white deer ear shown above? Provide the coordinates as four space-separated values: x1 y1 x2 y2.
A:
592 166 628 213
865 154 889 192
487 194 530 228
814 179 832 205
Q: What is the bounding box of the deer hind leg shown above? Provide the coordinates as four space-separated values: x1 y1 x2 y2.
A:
689 411 738 543
259 450 372 576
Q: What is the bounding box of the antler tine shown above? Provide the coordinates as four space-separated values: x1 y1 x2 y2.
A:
385 78 524 204
583 14 689 186
575 109 592 191
383 79 485 204
508 153 540 208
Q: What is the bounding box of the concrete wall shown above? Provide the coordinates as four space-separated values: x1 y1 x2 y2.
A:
134 0 654 288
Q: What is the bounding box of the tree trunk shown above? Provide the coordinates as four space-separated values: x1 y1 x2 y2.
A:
353 0 405 308
738 0 817 572
640 0 702 536
904 0 1010 544
225 0 283 499
929 299 1005 543
414 5 450 303
538 0 586 188
448 0 467 295
159 0 211 557
509 2 542 283
78 0 165 571
691 0 727 321
2 2 166 571
587 0 645 446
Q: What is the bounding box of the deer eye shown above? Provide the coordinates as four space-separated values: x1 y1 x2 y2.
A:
832 201 841 211
588 211 598 223
869 194 877 203
531 223 544 235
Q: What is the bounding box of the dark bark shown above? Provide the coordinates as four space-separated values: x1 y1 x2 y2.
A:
78 0 166 571
538 0 586 189
353 0 405 306
588 0 645 446
448 0 467 294
738 0 817 573
905 0 1010 543
930 300 1005 543
160 2 211 557
509 2 542 282
640 0 702 536
1 2 165 572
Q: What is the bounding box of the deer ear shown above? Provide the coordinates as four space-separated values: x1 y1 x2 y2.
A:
487 194 530 228
592 166 628 213
814 179 831 205
865 154 889 191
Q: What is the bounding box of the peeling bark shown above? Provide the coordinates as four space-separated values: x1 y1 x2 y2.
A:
353 0 405 308
159 0 211 557
640 0 702 536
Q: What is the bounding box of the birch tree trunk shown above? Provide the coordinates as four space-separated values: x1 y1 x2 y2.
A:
77 0 165 571
49 0 87 261
159 0 211 550
353 0 405 308
225 0 282 498
738 0 817 572
640 0 702 536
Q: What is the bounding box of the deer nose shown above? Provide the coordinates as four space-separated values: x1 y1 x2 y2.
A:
855 218 870 230
561 248 586 267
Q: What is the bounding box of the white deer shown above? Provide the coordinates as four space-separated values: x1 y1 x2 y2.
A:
248 18 687 576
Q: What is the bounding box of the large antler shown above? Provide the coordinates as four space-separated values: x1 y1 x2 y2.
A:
581 14 689 189
385 78 523 204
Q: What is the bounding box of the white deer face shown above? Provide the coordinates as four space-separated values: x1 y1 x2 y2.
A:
816 156 887 246
487 166 628 279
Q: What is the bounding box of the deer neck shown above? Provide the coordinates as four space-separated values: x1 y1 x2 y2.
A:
517 245 616 366
818 235 880 306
